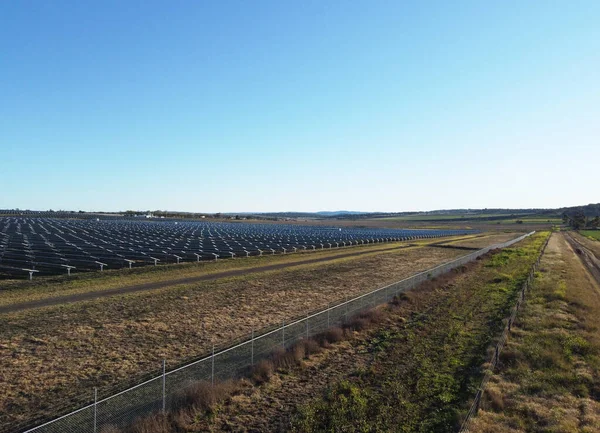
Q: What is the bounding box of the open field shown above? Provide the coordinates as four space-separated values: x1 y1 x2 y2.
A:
580 230 600 241
470 232 600 432
140 232 548 432
437 232 520 249
2 239 481 431
0 234 497 312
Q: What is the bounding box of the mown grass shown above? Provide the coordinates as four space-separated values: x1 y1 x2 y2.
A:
470 233 600 432
290 232 549 432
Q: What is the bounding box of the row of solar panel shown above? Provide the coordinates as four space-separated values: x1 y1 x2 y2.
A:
0 217 477 279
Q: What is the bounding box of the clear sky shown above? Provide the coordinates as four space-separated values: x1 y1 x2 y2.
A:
1 1 598 213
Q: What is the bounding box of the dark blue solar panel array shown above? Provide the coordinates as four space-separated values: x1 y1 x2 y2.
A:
0 217 476 278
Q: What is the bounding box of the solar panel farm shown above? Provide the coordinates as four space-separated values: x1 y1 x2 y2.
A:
0 214 535 432
0 217 473 279
2 210 598 433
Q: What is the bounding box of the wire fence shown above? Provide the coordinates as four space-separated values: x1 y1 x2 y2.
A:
21 232 535 433
459 232 550 432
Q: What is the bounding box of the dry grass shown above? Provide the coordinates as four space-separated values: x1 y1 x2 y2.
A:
439 232 521 249
0 240 419 306
470 233 600 432
1 243 476 431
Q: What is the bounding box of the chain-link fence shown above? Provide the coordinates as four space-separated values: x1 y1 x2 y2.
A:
22 232 535 433
459 232 550 432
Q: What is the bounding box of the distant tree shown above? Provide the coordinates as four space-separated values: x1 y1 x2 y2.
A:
516 220 524 224
589 216 600 229
571 210 587 230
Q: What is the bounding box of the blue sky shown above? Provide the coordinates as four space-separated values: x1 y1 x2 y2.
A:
1 1 598 213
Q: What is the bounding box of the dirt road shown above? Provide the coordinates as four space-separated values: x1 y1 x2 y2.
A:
564 231 600 284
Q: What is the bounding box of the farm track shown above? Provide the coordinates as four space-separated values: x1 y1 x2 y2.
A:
0 243 425 314
564 231 600 284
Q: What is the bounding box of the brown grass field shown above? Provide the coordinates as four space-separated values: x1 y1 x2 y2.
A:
437 232 521 249
1 235 510 432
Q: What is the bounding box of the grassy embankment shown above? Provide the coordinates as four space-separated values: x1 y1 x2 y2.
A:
469 233 600 432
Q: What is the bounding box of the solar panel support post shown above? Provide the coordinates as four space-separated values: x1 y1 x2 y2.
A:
174 255 182 264
124 259 134 269
61 264 75 276
194 253 202 262
212 253 218 261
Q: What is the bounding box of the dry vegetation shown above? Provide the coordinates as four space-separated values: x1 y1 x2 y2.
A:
103 232 547 432
0 240 423 307
470 232 600 432
2 243 469 431
439 232 521 249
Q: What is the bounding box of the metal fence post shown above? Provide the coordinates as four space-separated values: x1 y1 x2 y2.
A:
345 296 349 320
93 387 97 433
211 345 215 386
251 329 255 366
306 312 309 338
162 359 166 412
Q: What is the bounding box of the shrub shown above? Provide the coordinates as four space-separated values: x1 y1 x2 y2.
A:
251 360 274 384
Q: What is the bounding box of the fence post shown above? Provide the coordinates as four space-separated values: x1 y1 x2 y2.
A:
93 387 97 433
306 312 309 338
327 303 330 328
251 329 254 366
345 296 349 320
282 320 285 349
211 345 215 386
162 359 166 412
